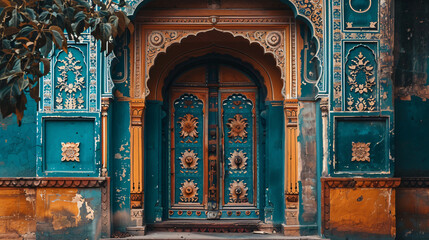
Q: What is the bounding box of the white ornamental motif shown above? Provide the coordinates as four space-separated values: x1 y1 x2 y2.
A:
55 51 86 110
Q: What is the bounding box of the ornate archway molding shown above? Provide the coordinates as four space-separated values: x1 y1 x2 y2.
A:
126 0 326 98
137 28 288 98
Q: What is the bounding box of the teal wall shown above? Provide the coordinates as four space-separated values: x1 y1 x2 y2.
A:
111 101 131 231
263 102 285 224
144 101 164 223
394 0 429 177
0 93 37 177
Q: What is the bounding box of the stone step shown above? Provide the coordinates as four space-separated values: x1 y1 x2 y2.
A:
104 231 326 240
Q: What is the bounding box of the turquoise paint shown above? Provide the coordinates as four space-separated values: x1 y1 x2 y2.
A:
343 0 379 31
144 101 164 223
111 33 131 98
43 119 96 174
335 118 388 173
315 100 322 235
394 0 429 178
0 93 37 177
111 101 131 231
264 102 285 224
36 188 103 240
36 113 101 177
299 24 320 99
395 100 429 177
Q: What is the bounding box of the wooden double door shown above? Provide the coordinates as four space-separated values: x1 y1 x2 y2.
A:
168 67 260 219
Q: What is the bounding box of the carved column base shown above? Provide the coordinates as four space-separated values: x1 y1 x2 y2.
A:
130 208 144 226
285 194 299 225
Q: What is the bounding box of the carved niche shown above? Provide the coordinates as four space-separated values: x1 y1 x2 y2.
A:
344 44 378 111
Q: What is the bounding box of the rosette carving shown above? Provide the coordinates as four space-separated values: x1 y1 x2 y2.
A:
351 142 371 162
229 180 248 203
178 114 199 139
61 142 80 162
226 114 248 139
179 150 199 169
180 179 199 202
228 150 248 170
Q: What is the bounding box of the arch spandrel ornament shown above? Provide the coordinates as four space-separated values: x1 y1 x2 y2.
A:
126 0 325 98
142 28 287 98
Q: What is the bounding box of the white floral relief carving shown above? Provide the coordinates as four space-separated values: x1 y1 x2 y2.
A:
55 52 86 110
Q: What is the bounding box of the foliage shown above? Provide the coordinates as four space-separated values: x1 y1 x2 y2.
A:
0 0 133 125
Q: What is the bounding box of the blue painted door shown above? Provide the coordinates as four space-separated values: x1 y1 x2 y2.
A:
168 66 259 220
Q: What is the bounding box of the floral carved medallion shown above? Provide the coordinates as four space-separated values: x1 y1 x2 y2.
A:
229 180 248 203
226 114 248 139
61 142 80 162
228 150 248 170
179 150 199 169
178 114 199 139
351 142 371 162
180 179 199 203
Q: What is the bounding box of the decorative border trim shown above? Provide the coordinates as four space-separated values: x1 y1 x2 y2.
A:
0 178 107 188
398 178 429 188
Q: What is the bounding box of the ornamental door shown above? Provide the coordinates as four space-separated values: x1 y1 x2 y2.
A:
168 64 260 220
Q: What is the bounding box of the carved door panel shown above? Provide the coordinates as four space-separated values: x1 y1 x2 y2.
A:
169 87 259 220
220 90 258 218
170 89 208 215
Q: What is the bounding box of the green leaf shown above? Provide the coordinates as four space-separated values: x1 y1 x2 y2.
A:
24 8 36 20
2 39 11 49
9 8 18 27
49 26 66 51
12 59 21 72
74 0 90 9
19 26 34 37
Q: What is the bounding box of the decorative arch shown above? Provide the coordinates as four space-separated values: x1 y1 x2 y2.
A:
127 0 326 98
137 28 287 98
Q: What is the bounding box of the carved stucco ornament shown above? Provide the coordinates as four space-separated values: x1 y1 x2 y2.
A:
61 142 80 162
179 149 199 169
55 52 86 110
180 179 199 202
178 114 199 139
228 150 248 170
351 142 370 162
226 114 248 139
347 52 376 94
140 29 288 97
229 180 248 203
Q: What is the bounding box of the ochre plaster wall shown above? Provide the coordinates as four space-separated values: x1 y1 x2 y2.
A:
0 187 103 239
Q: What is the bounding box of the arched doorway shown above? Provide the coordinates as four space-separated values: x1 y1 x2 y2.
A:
162 54 267 220
124 0 319 232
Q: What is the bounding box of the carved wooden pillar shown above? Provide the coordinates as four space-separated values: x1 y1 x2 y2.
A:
101 98 110 177
284 99 299 225
319 98 329 177
130 101 145 226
